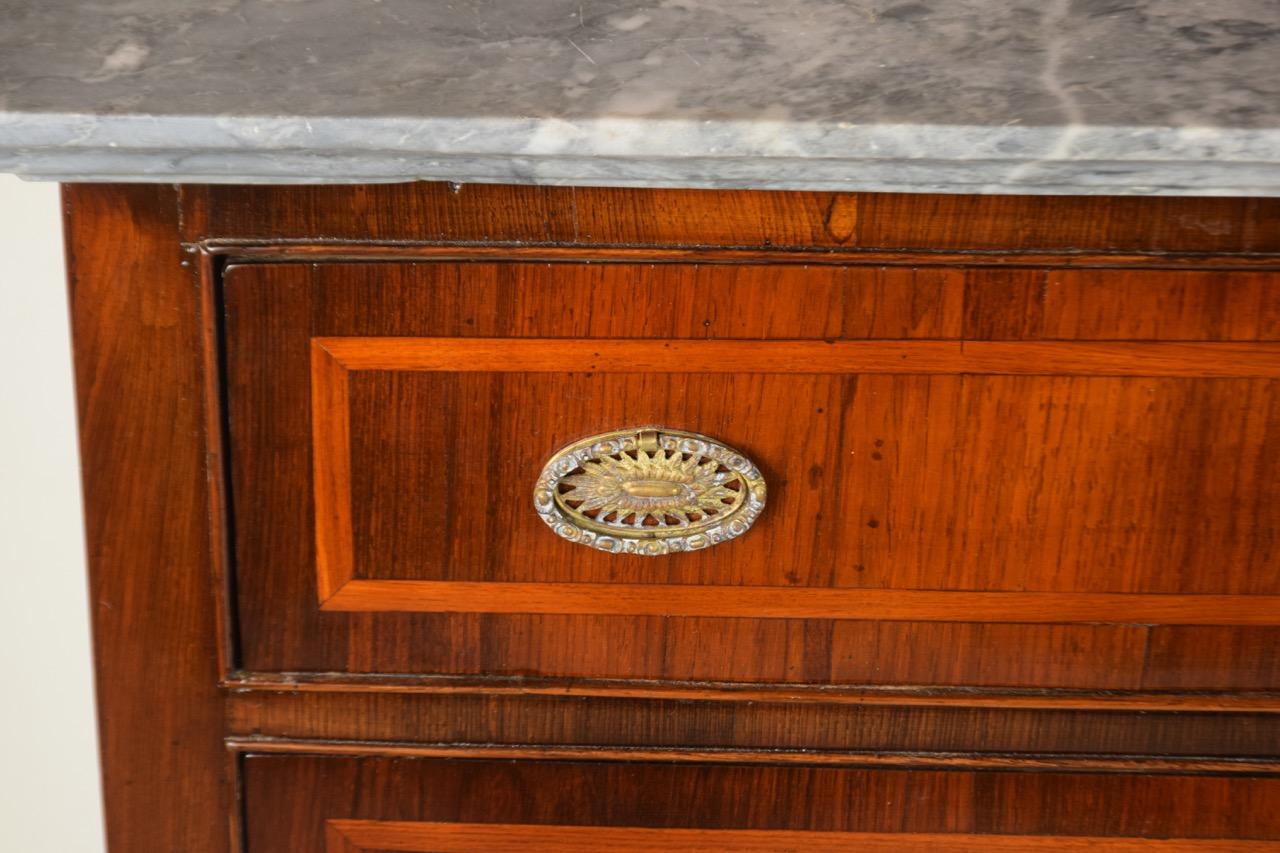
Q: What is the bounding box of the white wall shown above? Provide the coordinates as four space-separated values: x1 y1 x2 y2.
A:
0 175 106 852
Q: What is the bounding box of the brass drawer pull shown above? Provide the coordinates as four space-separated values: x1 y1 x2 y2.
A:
534 427 766 556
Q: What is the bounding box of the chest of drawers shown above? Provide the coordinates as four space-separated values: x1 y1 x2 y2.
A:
68 183 1280 850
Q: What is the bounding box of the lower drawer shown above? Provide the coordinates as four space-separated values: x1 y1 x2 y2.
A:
242 754 1280 851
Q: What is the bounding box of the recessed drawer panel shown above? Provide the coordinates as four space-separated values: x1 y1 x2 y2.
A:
222 261 1280 688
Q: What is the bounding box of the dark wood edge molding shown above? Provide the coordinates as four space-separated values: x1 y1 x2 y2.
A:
225 689 1280 759
221 673 1280 713
206 240 1280 269
225 738 1280 776
226 749 246 853
196 245 239 679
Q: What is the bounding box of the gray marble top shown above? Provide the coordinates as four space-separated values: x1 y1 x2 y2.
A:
2 0 1278 194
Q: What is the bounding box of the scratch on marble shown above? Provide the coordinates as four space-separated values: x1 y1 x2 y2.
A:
567 37 597 64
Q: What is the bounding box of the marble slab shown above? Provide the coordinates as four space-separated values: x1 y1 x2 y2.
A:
1 0 1277 194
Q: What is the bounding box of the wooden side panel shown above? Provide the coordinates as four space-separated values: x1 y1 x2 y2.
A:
241 756 1280 850
65 185 228 852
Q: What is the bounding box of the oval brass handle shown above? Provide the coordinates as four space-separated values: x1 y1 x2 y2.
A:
533 427 766 555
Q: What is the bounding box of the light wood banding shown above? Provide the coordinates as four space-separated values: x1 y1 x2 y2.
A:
320 579 1280 625
311 337 1280 626
316 337 1280 378
326 820 1278 852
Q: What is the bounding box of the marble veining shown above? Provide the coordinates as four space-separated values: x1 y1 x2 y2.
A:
0 0 1277 194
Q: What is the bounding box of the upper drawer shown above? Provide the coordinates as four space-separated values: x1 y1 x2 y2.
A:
220 260 1280 689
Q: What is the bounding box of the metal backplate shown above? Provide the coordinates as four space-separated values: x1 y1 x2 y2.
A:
533 426 767 556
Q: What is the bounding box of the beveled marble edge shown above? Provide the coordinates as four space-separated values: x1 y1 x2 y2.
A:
3 112 1278 195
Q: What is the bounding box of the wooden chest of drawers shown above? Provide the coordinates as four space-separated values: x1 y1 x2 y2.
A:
68 183 1280 850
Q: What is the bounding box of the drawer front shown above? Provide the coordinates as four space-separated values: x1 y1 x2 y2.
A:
222 261 1280 689
242 755 1280 850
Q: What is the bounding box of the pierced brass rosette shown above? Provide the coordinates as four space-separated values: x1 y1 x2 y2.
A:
533 427 767 556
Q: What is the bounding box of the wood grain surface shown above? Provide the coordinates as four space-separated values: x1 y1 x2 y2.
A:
241 755 1280 849
1030 270 1280 340
224 689 1280 756
191 185 1280 252
65 184 1280 849
66 185 230 852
